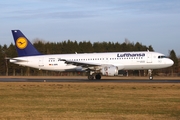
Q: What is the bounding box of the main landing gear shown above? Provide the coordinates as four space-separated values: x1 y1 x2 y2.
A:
88 70 154 80
88 72 101 80
148 69 153 80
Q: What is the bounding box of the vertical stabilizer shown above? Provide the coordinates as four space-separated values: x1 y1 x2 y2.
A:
11 30 42 57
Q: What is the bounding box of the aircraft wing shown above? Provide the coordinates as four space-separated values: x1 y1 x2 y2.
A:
60 59 101 67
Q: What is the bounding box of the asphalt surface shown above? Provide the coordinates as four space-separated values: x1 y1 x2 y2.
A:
0 76 180 83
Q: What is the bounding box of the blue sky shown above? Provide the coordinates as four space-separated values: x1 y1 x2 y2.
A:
1 0 180 56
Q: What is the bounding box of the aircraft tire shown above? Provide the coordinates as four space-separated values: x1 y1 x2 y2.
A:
95 74 101 80
149 76 153 80
88 75 94 80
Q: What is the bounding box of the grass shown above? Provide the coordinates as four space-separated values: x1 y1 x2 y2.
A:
0 82 180 120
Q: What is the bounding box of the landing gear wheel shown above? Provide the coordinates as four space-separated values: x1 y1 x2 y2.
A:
95 74 101 80
88 75 94 80
148 69 153 80
149 76 153 80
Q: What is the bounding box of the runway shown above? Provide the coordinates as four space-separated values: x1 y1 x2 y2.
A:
0 76 180 83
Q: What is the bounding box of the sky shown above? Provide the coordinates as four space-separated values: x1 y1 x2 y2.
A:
1 0 180 56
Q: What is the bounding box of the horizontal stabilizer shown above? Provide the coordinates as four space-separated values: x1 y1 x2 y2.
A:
10 58 28 63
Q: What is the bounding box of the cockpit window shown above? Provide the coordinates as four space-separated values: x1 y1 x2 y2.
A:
158 56 167 59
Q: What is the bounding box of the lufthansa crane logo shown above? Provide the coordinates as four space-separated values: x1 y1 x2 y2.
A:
16 37 28 49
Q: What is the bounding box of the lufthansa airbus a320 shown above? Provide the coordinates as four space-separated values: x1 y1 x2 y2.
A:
10 30 174 80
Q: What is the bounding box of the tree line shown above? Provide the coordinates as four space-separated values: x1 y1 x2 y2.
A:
0 39 179 76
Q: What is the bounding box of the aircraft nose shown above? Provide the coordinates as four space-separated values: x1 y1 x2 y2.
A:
167 59 174 67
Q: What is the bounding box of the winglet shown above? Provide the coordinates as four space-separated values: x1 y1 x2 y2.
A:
11 30 42 57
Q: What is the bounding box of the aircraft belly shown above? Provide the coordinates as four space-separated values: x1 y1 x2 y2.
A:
42 64 77 71
123 63 168 70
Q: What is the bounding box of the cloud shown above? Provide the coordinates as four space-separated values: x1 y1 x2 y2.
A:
1 0 180 55
2 0 180 21
3 9 99 20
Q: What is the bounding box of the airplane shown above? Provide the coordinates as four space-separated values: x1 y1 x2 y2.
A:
10 30 174 80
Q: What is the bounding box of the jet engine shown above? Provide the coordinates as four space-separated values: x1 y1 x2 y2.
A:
101 66 118 76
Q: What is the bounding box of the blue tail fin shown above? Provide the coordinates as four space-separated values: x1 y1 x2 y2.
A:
12 30 42 57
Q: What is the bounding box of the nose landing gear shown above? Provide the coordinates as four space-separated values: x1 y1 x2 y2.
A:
148 69 153 80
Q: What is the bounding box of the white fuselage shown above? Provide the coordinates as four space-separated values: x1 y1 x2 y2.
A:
10 51 174 71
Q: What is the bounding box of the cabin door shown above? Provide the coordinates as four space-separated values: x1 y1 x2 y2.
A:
39 57 44 69
147 53 152 63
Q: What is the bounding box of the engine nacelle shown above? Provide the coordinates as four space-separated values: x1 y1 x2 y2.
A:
101 66 118 76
